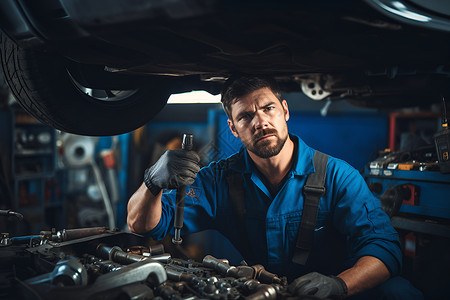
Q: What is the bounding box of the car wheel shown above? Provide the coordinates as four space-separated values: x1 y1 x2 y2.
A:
0 60 9 107
0 33 169 136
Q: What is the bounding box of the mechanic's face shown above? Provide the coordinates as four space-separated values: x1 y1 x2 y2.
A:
228 87 290 158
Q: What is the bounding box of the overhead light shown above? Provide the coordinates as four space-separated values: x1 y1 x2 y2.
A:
167 90 221 104
380 1 431 23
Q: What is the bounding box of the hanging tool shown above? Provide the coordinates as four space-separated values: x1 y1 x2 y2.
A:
434 95 450 173
172 133 194 245
0 209 23 221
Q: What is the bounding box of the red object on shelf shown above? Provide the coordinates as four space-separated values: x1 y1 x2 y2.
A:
388 112 439 152
101 150 116 168
401 184 420 206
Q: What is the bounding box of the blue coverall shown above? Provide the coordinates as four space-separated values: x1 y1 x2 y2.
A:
148 134 422 298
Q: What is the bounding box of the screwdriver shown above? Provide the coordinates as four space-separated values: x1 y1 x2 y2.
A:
172 133 194 244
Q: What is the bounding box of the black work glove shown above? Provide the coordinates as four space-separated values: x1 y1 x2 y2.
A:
144 150 200 196
288 272 348 299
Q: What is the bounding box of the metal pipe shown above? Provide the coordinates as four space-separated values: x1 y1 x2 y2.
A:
91 159 116 229
202 255 238 276
60 227 108 242
97 244 171 264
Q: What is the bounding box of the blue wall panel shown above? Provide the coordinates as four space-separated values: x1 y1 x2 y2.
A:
210 110 388 171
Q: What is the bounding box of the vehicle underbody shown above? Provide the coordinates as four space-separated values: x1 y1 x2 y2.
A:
1 0 450 135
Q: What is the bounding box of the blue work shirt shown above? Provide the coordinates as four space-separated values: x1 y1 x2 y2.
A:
148 134 402 279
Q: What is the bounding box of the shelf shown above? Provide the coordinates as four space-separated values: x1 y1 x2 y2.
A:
14 112 43 125
15 150 54 156
392 216 450 238
8 107 65 234
15 122 48 126
17 206 44 215
364 167 450 220
44 202 63 208
15 172 56 181
365 168 450 184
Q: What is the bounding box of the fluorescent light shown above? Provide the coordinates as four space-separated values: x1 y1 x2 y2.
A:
168 90 221 104
380 1 431 23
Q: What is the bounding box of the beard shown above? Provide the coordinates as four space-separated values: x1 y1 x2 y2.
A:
242 128 288 158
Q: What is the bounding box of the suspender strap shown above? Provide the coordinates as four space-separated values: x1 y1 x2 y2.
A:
292 151 329 265
226 172 253 260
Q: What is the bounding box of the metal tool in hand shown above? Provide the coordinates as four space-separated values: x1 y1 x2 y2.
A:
172 133 194 244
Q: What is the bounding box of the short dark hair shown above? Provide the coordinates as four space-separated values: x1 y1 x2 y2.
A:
220 74 282 120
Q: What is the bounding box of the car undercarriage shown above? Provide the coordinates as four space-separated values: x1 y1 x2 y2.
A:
1 0 450 135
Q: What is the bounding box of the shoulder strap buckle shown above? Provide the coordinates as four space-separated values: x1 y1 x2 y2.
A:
303 185 326 196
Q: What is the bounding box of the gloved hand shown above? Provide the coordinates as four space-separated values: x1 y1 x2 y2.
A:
144 150 200 196
288 272 348 299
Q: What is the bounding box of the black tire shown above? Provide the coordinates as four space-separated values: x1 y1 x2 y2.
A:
0 61 9 107
0 33 170 136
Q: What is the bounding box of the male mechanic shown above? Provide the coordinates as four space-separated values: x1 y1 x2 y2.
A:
128 75 422 299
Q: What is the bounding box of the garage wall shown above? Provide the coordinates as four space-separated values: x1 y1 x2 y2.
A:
209 109 388 171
